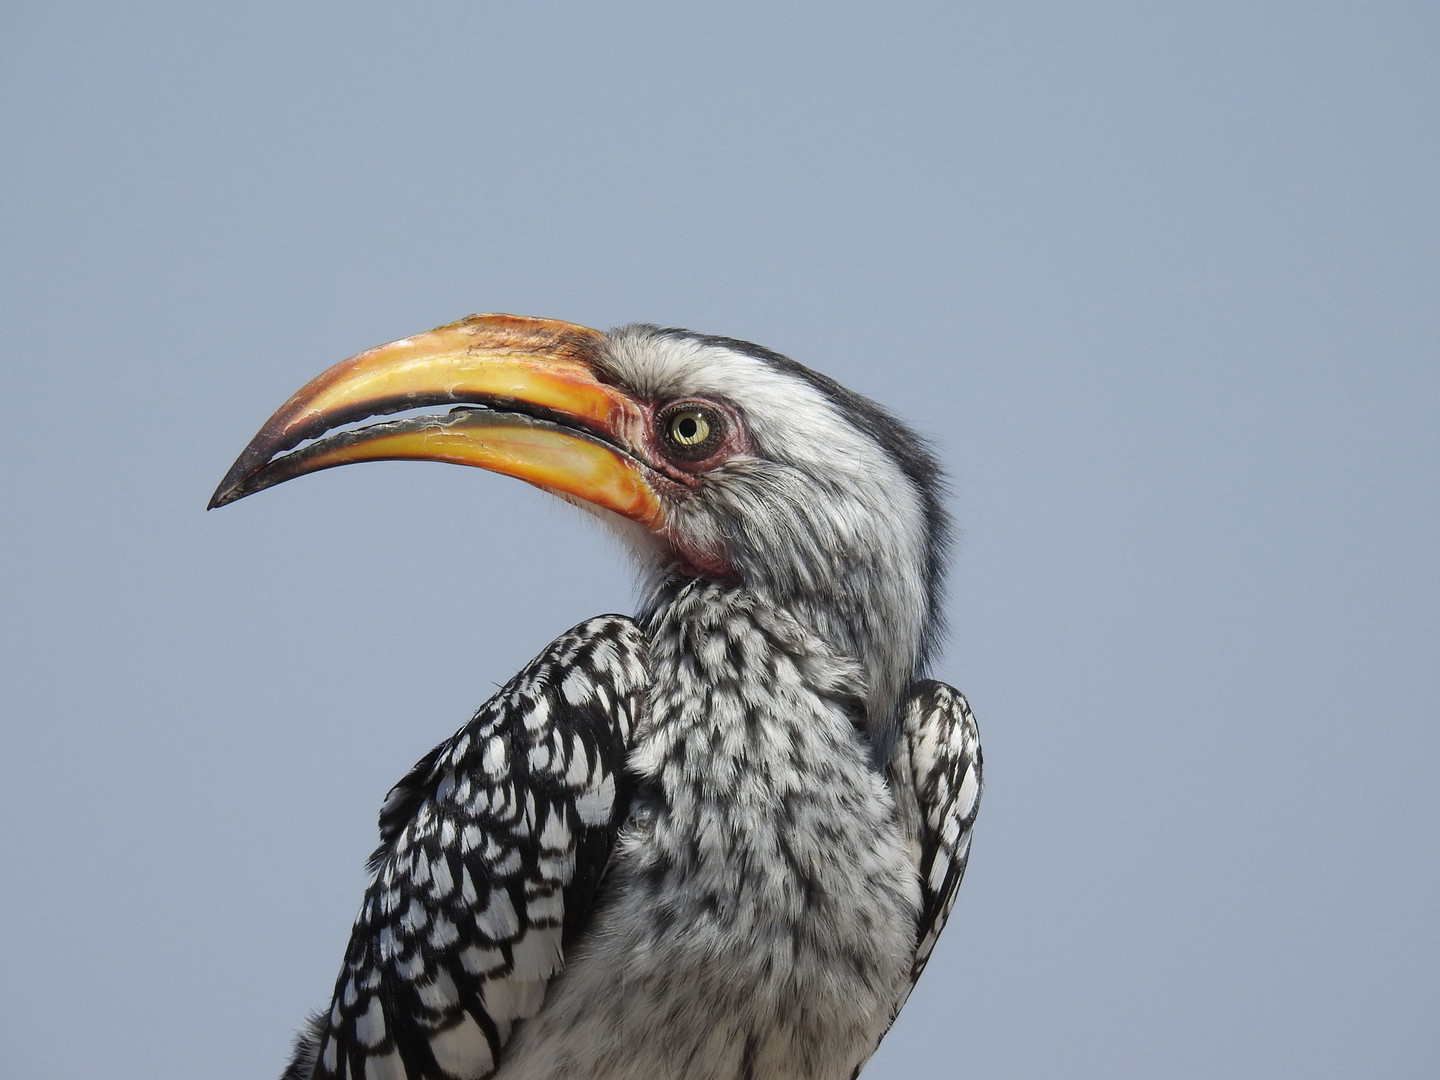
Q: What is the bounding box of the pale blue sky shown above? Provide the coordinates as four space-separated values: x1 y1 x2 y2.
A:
2 3 1437 1077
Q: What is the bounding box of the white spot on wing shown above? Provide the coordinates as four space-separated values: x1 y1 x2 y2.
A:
362 1048 406 1080
400 950 427 982
430 856 454 899
481 737 508 778
459 943 505 976
429 914 458 949
574 772 615 825
510 927 562 980
416 968 460 1011
957 763 980 818
561 669 591 703
539 809 568 850
491 847 522 875
527 888 565 926
428 1014 493 1079
478 889 519 938
401 899 429 932
355 996 386 1048
565 741 593 786
928 854 949 893
524 694 550 731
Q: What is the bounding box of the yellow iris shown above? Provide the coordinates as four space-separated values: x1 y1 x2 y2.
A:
668 409 712 447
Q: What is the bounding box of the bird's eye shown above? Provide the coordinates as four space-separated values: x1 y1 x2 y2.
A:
669 410 710 446
660 404 724 461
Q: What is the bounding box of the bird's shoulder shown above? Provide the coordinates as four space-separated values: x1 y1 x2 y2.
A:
284 615 649 1080
372 614 649 858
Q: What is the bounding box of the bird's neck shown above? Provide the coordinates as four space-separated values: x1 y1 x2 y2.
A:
638 574 915 758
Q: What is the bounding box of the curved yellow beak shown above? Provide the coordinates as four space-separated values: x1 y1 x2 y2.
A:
208 313 664 530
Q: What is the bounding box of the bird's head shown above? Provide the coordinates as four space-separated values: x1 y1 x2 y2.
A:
211 314 949 731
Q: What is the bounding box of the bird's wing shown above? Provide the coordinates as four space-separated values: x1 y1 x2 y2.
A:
891 680 983 1005
851 682 981 1078
283 615 649 1080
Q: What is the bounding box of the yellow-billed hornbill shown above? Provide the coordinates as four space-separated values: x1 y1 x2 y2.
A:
211 314 982 1080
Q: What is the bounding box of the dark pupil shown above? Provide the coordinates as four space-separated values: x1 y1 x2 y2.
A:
677 417 698 440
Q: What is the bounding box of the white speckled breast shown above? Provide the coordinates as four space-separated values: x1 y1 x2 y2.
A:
497 583 920 1080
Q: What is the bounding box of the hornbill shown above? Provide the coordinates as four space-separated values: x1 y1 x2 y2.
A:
211 314 982 1080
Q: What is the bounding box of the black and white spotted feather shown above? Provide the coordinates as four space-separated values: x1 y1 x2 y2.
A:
282 616 648 1080
895 681 983 990
837 680 981 1080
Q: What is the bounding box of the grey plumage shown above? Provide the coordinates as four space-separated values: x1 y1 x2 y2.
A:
216 319 982 1080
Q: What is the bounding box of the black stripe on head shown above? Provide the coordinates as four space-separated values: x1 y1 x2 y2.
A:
653 327 953 674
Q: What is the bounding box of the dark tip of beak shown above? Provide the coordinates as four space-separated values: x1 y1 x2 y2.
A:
206 485 237 511
208 447 265 509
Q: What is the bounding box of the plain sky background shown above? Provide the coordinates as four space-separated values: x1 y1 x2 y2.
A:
2 3 1437 1078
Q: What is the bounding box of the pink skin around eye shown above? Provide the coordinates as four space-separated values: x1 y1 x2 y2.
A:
646 400 751 479
636 399 750 582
